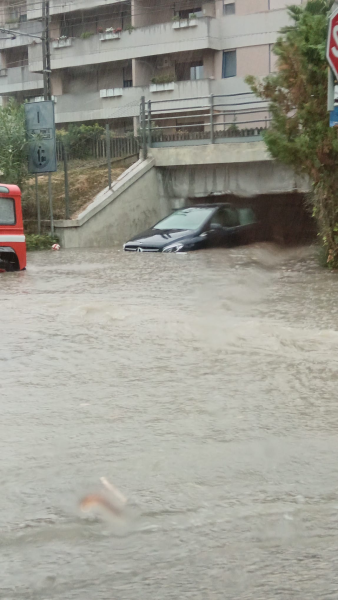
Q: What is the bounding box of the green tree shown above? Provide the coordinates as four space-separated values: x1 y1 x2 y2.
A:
57 123 105 159
246 0 338 266
0 100 28 187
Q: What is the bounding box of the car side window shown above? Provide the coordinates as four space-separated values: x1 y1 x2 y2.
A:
210 207 240 228
238 208 256 225
210 209 224 227
222 208 239 227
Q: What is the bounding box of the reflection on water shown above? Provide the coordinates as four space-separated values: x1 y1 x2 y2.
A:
1 245 338 599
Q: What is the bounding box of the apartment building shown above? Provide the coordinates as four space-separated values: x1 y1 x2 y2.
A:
0 0 304 132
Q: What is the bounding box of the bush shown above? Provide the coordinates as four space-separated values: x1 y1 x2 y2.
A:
151 73 176 85
80 31 94 39
57 123 105 159
26 234 59 251
0 99 28 188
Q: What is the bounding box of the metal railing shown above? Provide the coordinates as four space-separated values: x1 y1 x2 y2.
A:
55 135 139 162
140 92 270 156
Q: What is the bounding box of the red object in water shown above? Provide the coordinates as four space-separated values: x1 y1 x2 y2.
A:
0 183 26 271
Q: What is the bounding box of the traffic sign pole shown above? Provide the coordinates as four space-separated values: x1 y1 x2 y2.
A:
328 67 334 112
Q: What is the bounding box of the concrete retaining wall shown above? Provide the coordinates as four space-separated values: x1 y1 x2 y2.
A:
157 161 310 199
151 141 271 166
54 157 170 248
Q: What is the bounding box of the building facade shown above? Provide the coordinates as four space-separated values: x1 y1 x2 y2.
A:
0 0 304 132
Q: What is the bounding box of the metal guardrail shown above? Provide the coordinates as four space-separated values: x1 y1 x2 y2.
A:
140 92 270 155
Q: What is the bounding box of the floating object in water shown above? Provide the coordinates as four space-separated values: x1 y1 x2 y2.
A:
52 244 60 251
100 477 127 505
79 494 123 516
79 478 127 519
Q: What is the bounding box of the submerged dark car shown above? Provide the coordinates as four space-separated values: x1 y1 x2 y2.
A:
123 203 259 253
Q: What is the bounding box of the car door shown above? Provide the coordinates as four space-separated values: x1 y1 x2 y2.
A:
206 207 241 247
237 207 258 244
206 208 228 246
221 207 241 245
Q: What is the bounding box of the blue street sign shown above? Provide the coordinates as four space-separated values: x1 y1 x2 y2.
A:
25 101 57 173
330 105 338 127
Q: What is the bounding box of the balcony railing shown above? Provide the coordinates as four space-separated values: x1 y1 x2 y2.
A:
139 92 270 154
53 80 213 123
28 17 217 72
0 20 42 49
0 65 43 94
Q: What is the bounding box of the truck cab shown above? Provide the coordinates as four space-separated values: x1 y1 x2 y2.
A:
0 184 26 272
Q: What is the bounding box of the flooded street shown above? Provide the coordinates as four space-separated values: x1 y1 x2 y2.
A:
2 246 338 599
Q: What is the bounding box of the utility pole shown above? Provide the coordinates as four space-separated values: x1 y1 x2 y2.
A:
45 0 51 101
41 0 54 234
42 0 51 101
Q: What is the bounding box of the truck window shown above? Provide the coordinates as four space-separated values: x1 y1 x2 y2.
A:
0 197 16 225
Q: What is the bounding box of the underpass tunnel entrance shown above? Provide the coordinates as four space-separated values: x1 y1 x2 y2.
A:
189 193 316 245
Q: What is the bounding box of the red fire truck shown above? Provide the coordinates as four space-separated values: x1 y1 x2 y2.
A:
0 184 26 272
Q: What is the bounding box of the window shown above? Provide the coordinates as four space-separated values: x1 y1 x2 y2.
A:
238 208 256 226
178 7 202 19
223 2 235 15
123 67 132 88
211 207 239 228
7 2 26 23
155 208 215 231
190 61 204 80
176 61 203 81
222 50 236 78
0 198 15 225
223 208 240 227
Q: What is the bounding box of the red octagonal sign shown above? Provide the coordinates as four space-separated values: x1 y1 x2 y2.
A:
327 8 338 79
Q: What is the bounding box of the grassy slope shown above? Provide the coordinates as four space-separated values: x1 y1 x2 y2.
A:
22 160 128 234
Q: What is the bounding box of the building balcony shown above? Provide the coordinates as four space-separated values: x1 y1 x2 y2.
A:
27 0 130 21
28 17 219 72
172 17 198 30
54 79 214 123
52 38 73 49
149 82 175 93
0 65 43 94
0 20 42 50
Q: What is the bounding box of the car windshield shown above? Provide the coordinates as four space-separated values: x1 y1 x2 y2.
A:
154 208 214 231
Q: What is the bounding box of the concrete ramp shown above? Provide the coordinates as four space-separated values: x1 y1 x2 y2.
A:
55 157 170 249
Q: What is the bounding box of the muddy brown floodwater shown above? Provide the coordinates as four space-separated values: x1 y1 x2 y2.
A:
1 245 338 599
